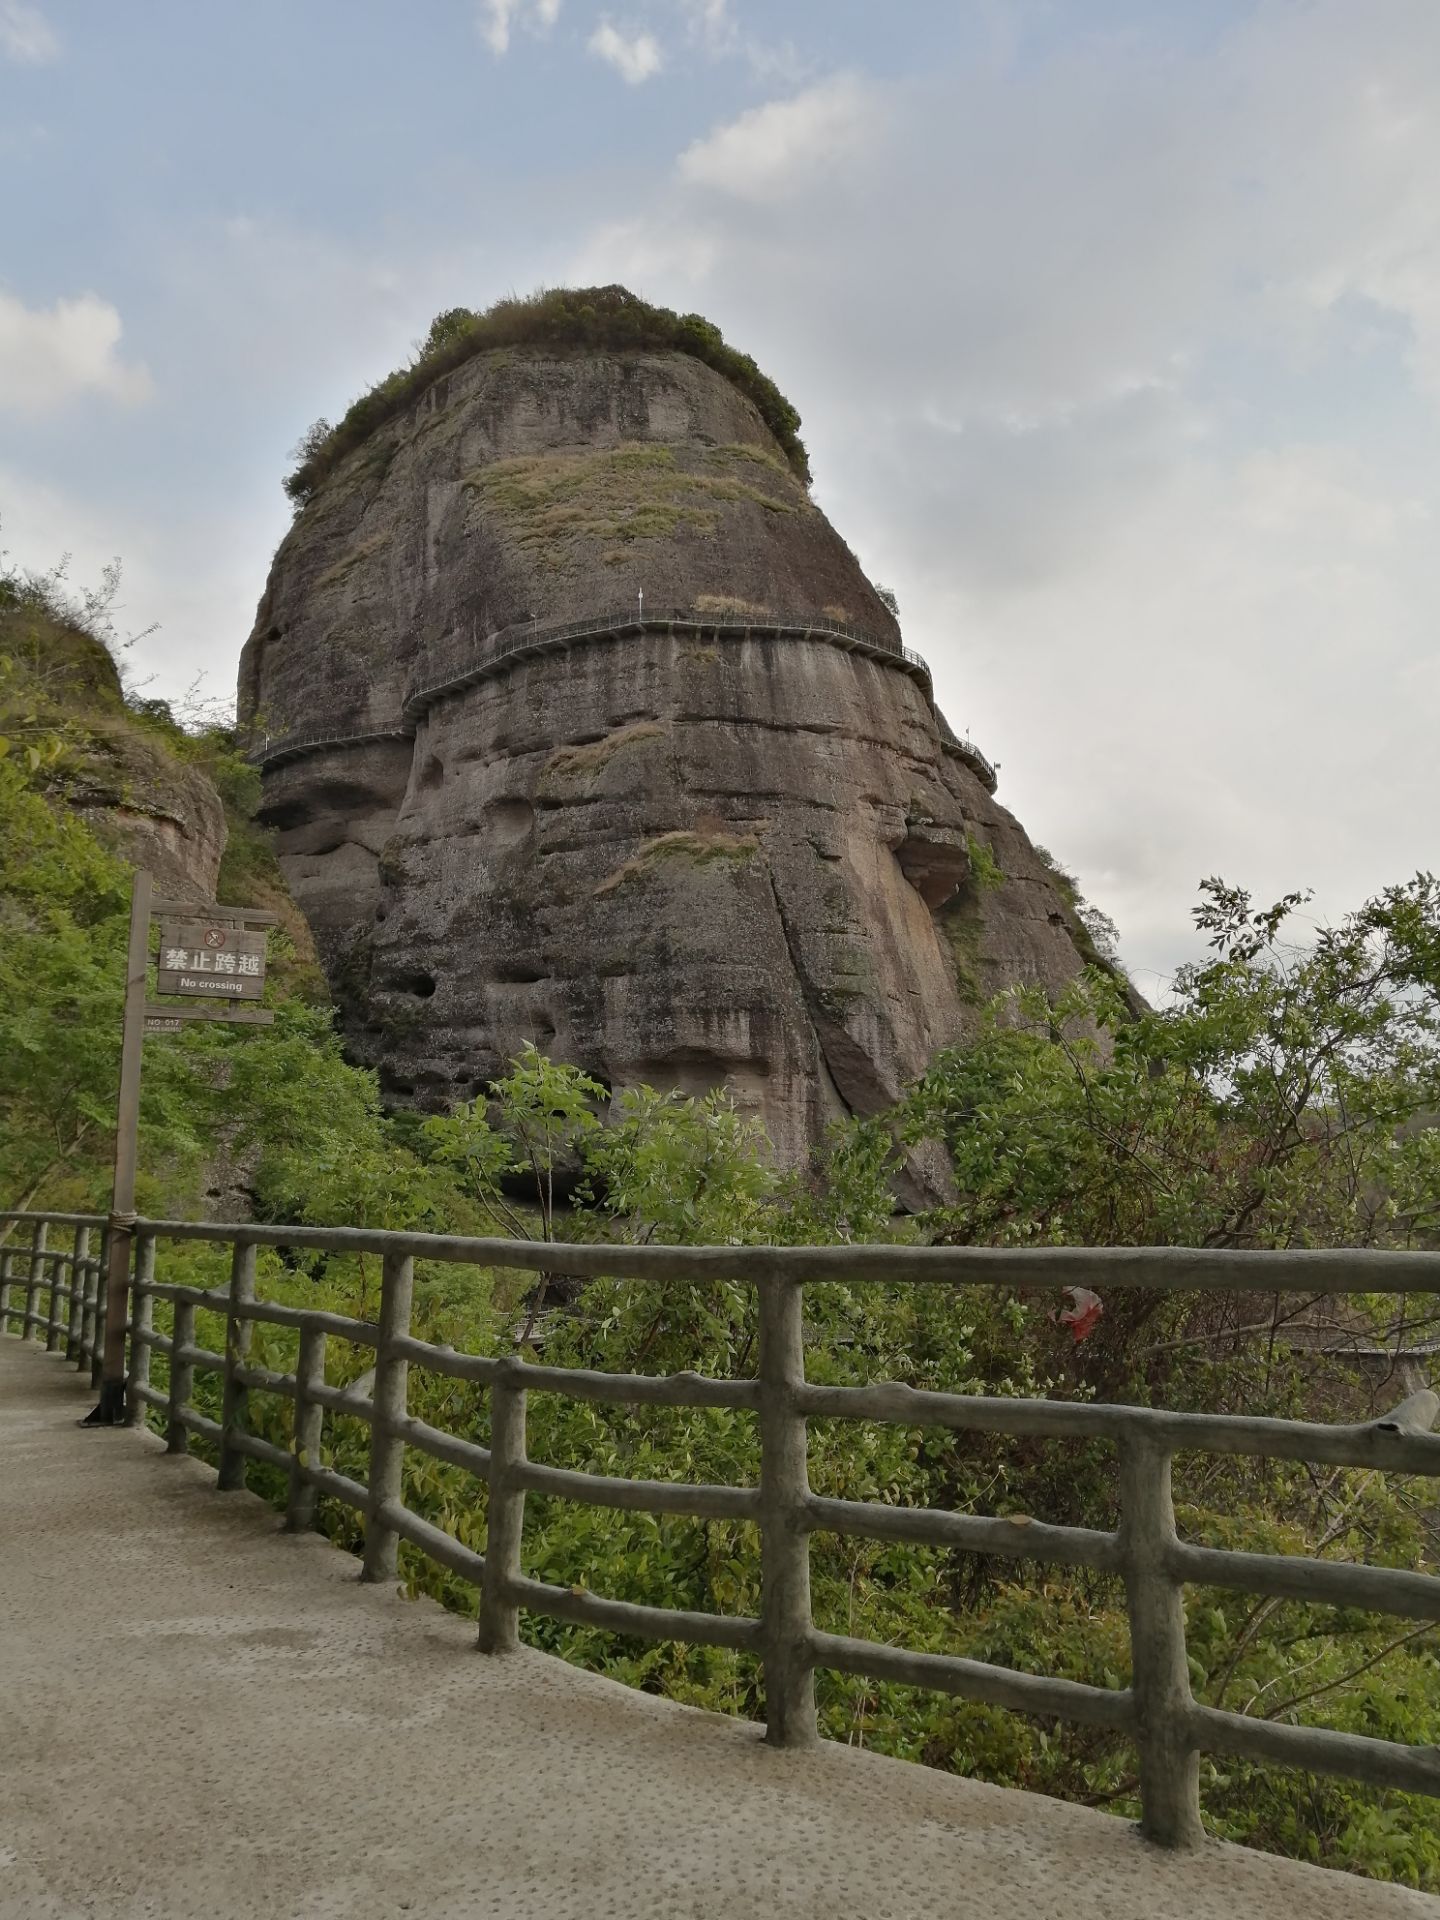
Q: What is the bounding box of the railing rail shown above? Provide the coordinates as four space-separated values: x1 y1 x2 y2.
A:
4 1206 1438 1853
243 606 1000 792
400 606 930 726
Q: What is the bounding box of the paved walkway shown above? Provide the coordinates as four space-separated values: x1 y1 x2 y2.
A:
2 1340 1437 1920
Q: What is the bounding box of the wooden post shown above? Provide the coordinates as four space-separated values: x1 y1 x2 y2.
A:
65 1227 90 1361
287 1323 327 1532
757 1275 818 1747
477 1358 527 1653
23 1219 47 1342
167 1297 196 1455
362 1251 414 1582
0 1245 13 1335
1119 1435 1205 1848
125 1233 155 1428
90 868 152 1424
217 1242 257 1490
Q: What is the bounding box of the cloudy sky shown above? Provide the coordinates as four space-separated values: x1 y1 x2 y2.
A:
2 0 1437 994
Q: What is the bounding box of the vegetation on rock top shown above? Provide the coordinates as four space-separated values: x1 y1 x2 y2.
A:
284 285 810 508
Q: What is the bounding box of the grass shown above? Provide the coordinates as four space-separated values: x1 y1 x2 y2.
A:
543 722 666 785
463 443 799 567
965 833 1006 892
594 828 760 896
314 528 392 591
693 594 769 617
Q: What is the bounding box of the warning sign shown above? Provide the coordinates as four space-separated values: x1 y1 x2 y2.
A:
155 922 267 1000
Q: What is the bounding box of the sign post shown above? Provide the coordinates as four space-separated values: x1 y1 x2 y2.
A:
82 871 279 1427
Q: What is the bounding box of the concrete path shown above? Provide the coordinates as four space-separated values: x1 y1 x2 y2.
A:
2 1340 1437 1920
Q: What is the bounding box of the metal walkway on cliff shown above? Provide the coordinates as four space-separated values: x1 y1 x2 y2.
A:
3 1214 1439 1918
246 603 1001 795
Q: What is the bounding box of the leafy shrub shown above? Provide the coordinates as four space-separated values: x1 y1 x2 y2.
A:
282 285 809 506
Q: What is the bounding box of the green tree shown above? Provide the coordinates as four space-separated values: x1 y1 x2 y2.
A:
902 875 1440 1262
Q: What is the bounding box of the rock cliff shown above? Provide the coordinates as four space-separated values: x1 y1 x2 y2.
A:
0 600 226 902
240 315 1097 1173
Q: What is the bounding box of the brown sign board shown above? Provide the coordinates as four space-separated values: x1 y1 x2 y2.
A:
144 1002 275 1034
155 921 267 1001
152 894 281 926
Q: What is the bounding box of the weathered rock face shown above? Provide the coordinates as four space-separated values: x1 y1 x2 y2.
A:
0 605 226 902
240 345 1095 1174
66 719 228 904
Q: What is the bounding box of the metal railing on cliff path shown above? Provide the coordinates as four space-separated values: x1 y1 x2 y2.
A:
246 605 1000 794
8 1210 1433 1853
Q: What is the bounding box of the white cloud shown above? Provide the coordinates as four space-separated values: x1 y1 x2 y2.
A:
678 0 734 58
0 290 151 413
475 0 560 57
0 1 58 64
573 2 1440 976
677 73 876 201
589 21 663 84
674 0 804 83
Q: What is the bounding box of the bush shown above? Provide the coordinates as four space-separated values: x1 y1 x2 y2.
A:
283 285 810 506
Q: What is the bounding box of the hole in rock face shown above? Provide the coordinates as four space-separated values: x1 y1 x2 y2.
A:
257 796 315 832
417 754 445 792
389 971 437 999
258 777 395 831
488 797 535 845
493 962 547 985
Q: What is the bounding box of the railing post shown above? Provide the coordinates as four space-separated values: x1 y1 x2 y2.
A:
757 1274 818 1748
45 1244 67 1351
217 1242 257 1491
167 1297 195 1455
65 1227 89 1361
478 1357 527 1653
80 1231 103 1375
1119 1434 1204 1848
89 1236 107 1388
362 1251 414 1582
286 1322 327 1532
125 1233 155 1428
0 1245 14 1335
23 1219 47 1342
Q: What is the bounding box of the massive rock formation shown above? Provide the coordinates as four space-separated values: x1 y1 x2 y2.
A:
239 332 1096 1171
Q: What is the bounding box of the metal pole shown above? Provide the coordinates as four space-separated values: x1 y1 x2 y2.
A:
85 868 152 1426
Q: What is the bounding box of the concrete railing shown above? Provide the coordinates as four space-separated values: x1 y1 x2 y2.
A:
933 710 999 792
5 1210 1437 1851
245 724 413 773
0 1214 110 1390
244 607 999 791
400 606 934 726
